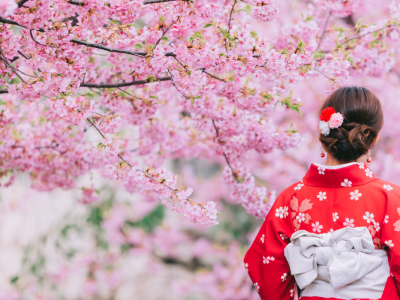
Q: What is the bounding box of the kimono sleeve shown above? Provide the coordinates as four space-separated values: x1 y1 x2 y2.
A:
380 187 400 283
244 193 296 300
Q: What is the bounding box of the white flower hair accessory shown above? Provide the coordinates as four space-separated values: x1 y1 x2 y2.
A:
319 107 344 136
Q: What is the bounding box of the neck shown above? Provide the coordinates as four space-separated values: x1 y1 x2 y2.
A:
325 153 369 167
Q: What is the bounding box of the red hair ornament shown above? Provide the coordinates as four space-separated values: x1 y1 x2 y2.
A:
319 107 344 136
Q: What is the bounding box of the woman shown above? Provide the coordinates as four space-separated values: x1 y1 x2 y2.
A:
244 86 400 300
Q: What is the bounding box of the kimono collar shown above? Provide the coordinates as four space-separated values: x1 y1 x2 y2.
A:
302 162 378 188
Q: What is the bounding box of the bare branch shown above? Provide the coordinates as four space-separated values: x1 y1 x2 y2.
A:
80 76 172 88
0 90 8 94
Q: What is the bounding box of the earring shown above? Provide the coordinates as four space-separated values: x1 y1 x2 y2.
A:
367 149 371 163
320 147 325 158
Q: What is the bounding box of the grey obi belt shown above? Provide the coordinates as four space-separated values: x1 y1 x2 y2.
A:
284 227 389 299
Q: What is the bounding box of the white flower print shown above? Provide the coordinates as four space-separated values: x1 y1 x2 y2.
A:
296 212 306 223
290 289 294 297
294 183 304 190
365 168 373 178
330 229 334 233
280 233 288 240
318 166 325 175
254 282 260 291
350 189 362 201
245 263 249 272
384 184 394 191
341 179 352 187
312 221 323 233
317 191 327 201
385 240 394 248
358 162 365 169
384 215 389 224
281 273 287 282
374 221 381 232
275 206 288 218
363 212 375 224
260 234 265 243
333 212 339 222
263 256 275 264
344 218 355 228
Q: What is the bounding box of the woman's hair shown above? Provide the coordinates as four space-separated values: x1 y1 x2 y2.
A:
319 86 384 162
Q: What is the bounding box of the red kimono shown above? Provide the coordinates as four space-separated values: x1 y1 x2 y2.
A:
245 162 400 300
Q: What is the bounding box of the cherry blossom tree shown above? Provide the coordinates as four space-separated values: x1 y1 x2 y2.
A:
1 0 400 298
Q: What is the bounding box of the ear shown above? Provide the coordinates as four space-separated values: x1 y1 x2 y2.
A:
371 135 380 148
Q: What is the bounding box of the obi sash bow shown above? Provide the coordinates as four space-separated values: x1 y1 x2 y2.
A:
284 227 389 299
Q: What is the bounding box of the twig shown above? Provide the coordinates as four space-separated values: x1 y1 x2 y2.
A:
17 0 30 7
338 24 397 46
314 67 334 81
86 118 105 139
0 46 27 84
0 90 8 94
0 17 23 27
17 50 31 59
71 39 147 57
30 30 50 47
316 9 332 51
153 18 178 52
80 76 172 88
201 69 226 82
211 119 236 177
68 0 86 6
225 0 237 51
143 0 183 4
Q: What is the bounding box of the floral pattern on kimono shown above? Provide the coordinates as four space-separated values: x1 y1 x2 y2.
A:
244 162 400 300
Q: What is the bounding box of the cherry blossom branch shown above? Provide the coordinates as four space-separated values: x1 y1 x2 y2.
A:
316 9 332 51
0 90 8 94
80 76 172 88
86 117 216 223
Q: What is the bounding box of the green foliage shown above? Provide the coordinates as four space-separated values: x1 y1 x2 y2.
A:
126 205 165 233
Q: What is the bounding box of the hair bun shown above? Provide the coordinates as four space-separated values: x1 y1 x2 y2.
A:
318 87 383 162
